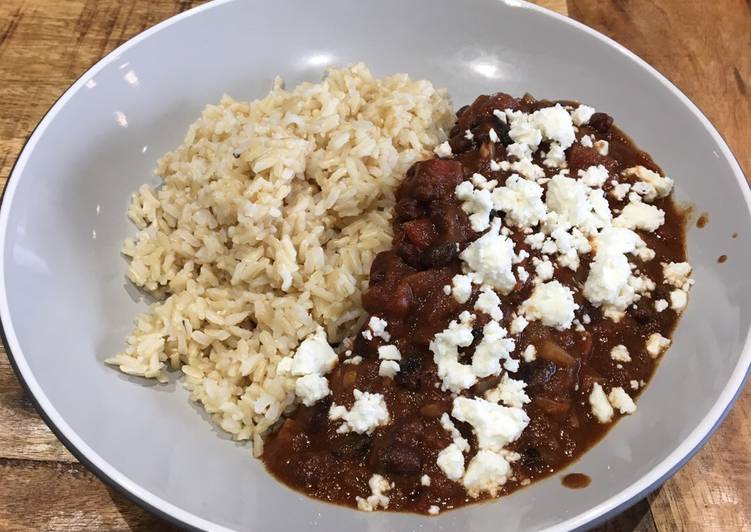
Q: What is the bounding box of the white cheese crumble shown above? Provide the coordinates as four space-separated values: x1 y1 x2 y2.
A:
614 201 665 232
492 174 547 228
378 345 401 360
455 179 494 232
545 174 611 235
670 289 688 311
610 344 631 362
430 312 478 392
464 129 474 140
485 374 531 408
519 280 578 330
623 166 674 198
463 450 513 497
428 505 440 515
579 165 609 188
509 314 529 335
459 220 517 294
580 134 594 148
287 327 338 376
529 104 576 149
533 257 555 282
489 128 500 143
420 474 431 487
655 299 669 312
474 285 503 321
452 396 529 452
434 141 453 158
522 344 537 362
329 390 390 434
472 320 517 378
662 262 693 288
589 383 614 423
437 443 466 481
343 355 362 365
367 316 390 341
608 387 637 415
544 142 567 168
611 182 631 201
447 273 473 304
295 374 331 406
646 333 671 358
356 474 393 512
594 140 609 156
378 360 400 379
630 379 640 390
571 104 595 126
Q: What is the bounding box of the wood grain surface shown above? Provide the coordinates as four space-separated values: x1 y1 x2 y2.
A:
0 0 748 530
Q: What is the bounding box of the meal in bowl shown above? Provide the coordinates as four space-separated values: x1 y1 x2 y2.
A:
107 64 693 515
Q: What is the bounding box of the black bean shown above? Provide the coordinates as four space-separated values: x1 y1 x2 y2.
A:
589 112 614 133
373 443 422 475
420 242 459 268
394 357 422 391
456 104 470 118
331 434 372 459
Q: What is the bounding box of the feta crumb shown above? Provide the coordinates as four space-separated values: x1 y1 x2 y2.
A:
589 383 614 423
463 450 512 497
295 374 331 406
464 129 474 140
580 134 594 148
670 289 688 311
485 374 530 408
522 344 537 362
610 344 631 362
447 274 474 305
571 104 596 126
474 285 503 321
610 182 631 201
378 360 400 379
289 327 338 376
578 165 609 187
367 316 390 341
533 257 555 282
544 142 567 168
434 141 453 158
356 474 392 512
594 140 609 155
430 313 478 392
437 443 465 481
530 104 576 149
623 166 674 198
509 314 529 335
420 474 431 486
492 174 547 228
645 333 671 358
452 396 529 452
517 266 529 283
472 320 517 378
614 201 665 232
631 181 657 202
493 109 508 123
662 262 692 288
455 179 494 232
459 220 517 294
343 356 363 365
519 280 578 330
655 299 669 312
608 387 637 415
630 379 640 390
489 159 502 171
329 390 390 434
378 345 401 360
428 505 440 515
443 284 451 295
489 128 500 143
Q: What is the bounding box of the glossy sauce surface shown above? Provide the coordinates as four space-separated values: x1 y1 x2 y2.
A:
263 93 687 514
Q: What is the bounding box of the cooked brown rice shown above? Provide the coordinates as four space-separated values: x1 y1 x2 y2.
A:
106 64 452 455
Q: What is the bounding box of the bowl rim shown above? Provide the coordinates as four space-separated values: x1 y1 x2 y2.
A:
1 0 750 530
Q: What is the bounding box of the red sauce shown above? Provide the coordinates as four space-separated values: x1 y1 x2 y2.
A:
696 213 709 228
561 473 591 489
718 254 728 263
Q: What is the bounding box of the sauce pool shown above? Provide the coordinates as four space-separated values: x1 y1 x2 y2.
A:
561 473 591 489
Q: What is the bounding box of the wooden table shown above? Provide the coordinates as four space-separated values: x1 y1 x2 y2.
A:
0 1 749 530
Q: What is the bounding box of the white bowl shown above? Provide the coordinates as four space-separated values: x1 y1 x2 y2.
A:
1 0 750 530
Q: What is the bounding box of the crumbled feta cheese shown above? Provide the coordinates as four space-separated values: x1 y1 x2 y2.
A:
608 387 637 414
646 333 671 358
289 327 338 376
507 142 532 160
492 175 547 228
670 289 688 311
571 105 596 126
614 201 665 232
610 344 631 362
464 129 474 140
580 134 594 148
511 158 546 181
428 505 440 515
546 174 611 234
485 374 530 408
439 412 470 452
630 379 640 390
329 390 390 434
631 181 657 202
420 474 431 487
378 360 400 378
610 182 631 201
507 111 543 153
530 104 576 149
377 345 401 360
579 165 609 188
452 396 529 452
594 140 609 156
589 383 614 423
474 285 503 321
519 280 578 330
343 356 362 365
509 314 529 335
437 443 466 481
517 266 529 283
472 320 517 378
662 262 692 288
434 141 452 158
455 179 494 231
460 220 517 294
544 142 567 168
295 374 331 406
522 344 537 362
450 273 474 304
533 257 555 282
655 299 669 312
367 316 390 341
623 166 674 198
356 474 392 512
442 284 451 295
489 128 500 143
463 450 512 497
430 313 478 392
